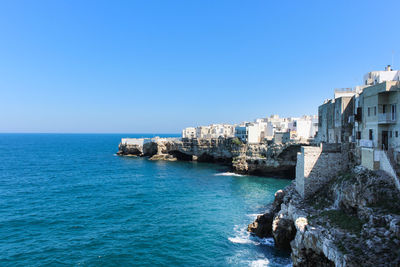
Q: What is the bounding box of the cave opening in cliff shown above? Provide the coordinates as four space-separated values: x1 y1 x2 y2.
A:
197 153 215 162
249 166 296 179
168 150 193 161
298 249 335 267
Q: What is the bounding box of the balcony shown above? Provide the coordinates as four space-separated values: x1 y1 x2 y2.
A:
378 112 396 124
359 139 374 148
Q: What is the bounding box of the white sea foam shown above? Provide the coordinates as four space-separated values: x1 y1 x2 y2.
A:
227 225 291 267
246 213 261 219
250 259 270 267
229 224 276 247
228 236 252 244
228 225 252 244
214 172 245 177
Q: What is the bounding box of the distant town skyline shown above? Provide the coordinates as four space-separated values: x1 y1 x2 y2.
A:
1 0 400 133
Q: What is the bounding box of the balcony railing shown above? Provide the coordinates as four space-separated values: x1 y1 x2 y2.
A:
378 113 396 124
359 139 374 148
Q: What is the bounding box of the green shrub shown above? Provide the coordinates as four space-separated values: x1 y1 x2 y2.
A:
321 210 364 234
232 137 242 146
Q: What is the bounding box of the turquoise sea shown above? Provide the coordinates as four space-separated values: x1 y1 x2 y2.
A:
0 134 291 266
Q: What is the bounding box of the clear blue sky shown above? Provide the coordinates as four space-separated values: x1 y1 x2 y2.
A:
1 0 399 133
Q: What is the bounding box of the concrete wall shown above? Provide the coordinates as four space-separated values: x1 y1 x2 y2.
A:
361 147 376 170
296 145 348 198
121 138 145 146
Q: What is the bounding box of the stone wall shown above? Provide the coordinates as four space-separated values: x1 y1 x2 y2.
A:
296 144 348 198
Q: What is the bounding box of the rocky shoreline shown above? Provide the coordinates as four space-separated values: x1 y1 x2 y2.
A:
118 137 400 266
117 137 306 178
248 167 400 266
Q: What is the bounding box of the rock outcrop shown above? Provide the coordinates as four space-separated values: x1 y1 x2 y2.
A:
118 137 304 178
117 143 143 156
248 189 285 237
232 143 301 178
248 168 400 266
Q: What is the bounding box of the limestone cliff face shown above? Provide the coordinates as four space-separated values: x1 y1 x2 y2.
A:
118 138 303 178
117 143 143 156
232 144 301 178
152 138 238 162
248 168 400 266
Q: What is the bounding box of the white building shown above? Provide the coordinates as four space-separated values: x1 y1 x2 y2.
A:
264 121 275 140
363 65 400 86
182 127 196 139
196 126 211 139
183 114 317 143
181 124 236 139
209 124 235 138
293 115 318 140
234 121 267 144
247 123 262 144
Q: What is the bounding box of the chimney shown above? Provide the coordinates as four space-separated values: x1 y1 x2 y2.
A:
385 65 392 71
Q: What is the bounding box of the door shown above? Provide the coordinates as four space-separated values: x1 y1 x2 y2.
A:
382 131 388 150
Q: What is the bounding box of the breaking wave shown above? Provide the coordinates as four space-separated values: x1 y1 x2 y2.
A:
226 223 293 266
214 172 245 177
250 259 270 267
228 224 275 246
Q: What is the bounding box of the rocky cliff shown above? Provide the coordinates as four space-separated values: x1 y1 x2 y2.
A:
232 143 301 178
117 137 304 178
248 167 400 266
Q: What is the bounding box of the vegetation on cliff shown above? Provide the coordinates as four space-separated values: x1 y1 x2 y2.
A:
248 168 400 266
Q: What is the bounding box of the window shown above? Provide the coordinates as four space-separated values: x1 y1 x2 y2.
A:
369 129 373 140
368 107 371 116
396 131 399 138
383 105 386 114
392 104 396 120
374 106 377 116
355 107 362 122
356 131 361 140
390 131 393 138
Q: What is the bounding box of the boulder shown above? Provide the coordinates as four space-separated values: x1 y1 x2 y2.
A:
272 215 296 250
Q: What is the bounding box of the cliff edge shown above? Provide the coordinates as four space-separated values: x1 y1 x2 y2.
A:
248 167 400 266
118 137 305 178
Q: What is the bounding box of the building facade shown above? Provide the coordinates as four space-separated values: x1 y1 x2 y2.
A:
356 81 400 150
317 90 355 143
182 127 196 139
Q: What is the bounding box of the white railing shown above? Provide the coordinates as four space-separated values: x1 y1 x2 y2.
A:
378 113 396 123
359 139 374 148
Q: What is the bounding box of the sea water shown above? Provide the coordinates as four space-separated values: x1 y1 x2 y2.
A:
0 134 291 266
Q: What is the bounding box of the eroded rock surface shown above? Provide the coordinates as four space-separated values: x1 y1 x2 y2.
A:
248 168 400 266
118 138 304 178
248 189 286 237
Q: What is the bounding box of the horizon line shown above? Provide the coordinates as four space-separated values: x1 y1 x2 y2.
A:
0 132 181 135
